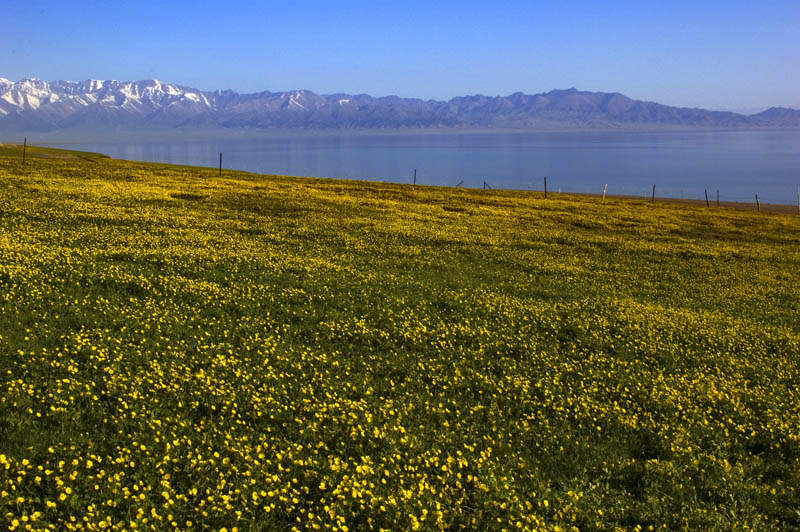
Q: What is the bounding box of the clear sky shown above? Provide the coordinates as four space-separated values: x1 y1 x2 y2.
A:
2 0 798 113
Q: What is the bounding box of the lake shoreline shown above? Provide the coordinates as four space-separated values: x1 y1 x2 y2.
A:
7 128 799 207
6 141 796 215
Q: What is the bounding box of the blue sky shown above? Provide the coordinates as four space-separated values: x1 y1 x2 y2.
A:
1 0 798 112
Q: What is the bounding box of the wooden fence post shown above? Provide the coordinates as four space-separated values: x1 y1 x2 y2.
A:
755 194 760 212
219 152 222 177
796 186 800 215
705 190 710 207
544 176 547 199
717 190 720 208
22 137 27 164
651 184 656 203
602 183 608 201
413 169 416 190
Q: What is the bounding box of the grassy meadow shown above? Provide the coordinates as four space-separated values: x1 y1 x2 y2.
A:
1 145 799 531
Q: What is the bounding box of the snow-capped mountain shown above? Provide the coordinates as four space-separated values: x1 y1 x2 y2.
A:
0 79 212 128
1 77 798 132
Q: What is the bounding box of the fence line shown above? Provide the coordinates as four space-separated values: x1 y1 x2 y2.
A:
8 142 798 214
401 172 797 212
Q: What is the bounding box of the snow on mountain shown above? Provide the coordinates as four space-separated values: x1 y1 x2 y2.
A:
0 78 223 130
1 77 799 132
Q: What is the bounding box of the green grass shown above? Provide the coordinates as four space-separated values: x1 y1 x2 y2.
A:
0 143 111 162
1 146 799 531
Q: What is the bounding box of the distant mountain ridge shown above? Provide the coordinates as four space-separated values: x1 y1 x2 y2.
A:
1 77 799 132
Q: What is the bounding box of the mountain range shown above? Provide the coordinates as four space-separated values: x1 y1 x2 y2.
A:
1 77 799 133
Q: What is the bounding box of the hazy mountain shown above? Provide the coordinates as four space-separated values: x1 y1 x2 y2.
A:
1 77 798 133
749 107 800 127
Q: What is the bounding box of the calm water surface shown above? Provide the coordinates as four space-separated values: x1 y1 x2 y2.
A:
52 130 800 204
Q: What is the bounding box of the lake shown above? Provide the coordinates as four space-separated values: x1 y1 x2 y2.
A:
48 130 800 204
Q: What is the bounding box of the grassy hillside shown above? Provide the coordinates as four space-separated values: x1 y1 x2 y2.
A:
1 145 799 531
